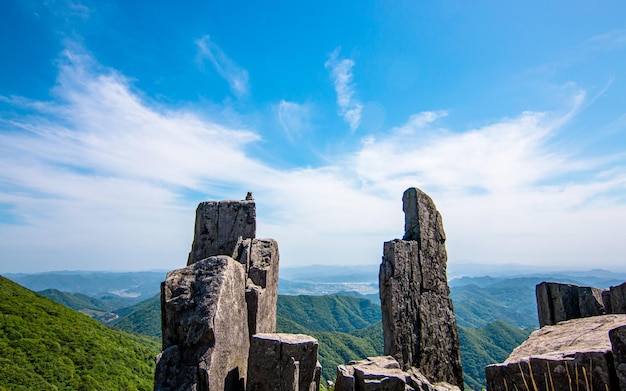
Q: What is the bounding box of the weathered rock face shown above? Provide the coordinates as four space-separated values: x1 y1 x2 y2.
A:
247 333 321 391
232 238 280 337
335 356 460 391
485 314 626 391
157 195 298 391
536 281 626 327
187 199 256 265
156 256 250 391
536 282 606 327
606 282 626 314
379 187 463 388
610 325 626 391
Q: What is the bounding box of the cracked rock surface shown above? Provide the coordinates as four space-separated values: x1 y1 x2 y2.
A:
379 187 463 389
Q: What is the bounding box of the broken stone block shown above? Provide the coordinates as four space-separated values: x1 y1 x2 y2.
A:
334 356 460 391
536 282 606 327
187 199 256 265
232 238 279 337
247 333 320 391
608 282 626 314
156 256 250 391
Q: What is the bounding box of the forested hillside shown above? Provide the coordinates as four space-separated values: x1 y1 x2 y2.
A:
0 276 159 390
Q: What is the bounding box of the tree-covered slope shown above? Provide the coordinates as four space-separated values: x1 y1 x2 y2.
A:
458 321 532 390
0 275 160 391
38 289 113 312
111 294 162 338
276 295 530 390
451 283 538 328
276 294 381 333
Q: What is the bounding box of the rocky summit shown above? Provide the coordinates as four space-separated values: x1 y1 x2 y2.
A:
156 189 466 391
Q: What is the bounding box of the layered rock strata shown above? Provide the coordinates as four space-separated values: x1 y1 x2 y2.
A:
335 356 460 391
536 281 626 327
485 314 626 391
156 256 250 391
247 333 321 391
187 199 256 265
379 187 463 388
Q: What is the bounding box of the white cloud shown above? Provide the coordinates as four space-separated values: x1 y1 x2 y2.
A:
582 29 626 52
196 35 249 97
325 48 363 131
277 100 311 141
1 50 626 273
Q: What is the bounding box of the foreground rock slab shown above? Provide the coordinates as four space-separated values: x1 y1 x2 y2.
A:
379 187 463 388
247 333 321 391
335 356 460 391
156 256 250 391
486 314 626 391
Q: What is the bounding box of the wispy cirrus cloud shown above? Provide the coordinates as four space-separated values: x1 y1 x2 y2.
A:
325 47 363 131
2 49 626 273
277 100 312 141
196 35 249 97
582 29 626 52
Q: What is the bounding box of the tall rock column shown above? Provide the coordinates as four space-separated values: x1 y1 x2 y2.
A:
379 187 463 388
188 197 256 265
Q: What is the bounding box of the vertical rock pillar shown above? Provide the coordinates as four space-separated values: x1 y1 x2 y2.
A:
188 197 256 265
379 187 463 388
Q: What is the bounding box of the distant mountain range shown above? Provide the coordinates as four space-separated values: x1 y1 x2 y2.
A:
5 270 165 305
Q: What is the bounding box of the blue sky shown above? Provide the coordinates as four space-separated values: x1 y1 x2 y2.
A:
1 0 626 273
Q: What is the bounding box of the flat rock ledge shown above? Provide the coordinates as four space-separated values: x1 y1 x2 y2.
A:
486 314 626 391
335 356 460 391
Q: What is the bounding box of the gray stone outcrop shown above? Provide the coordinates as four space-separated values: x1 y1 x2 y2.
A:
536 282 606 327
232 238 279 337
187 198 256 265
247 333 321 391
157 195 292 391
536 281 626 327
156 256 250 391
604 282 626 314
485 314 626 391
609 324 626 390
335 356 460 391
379 187 463 388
